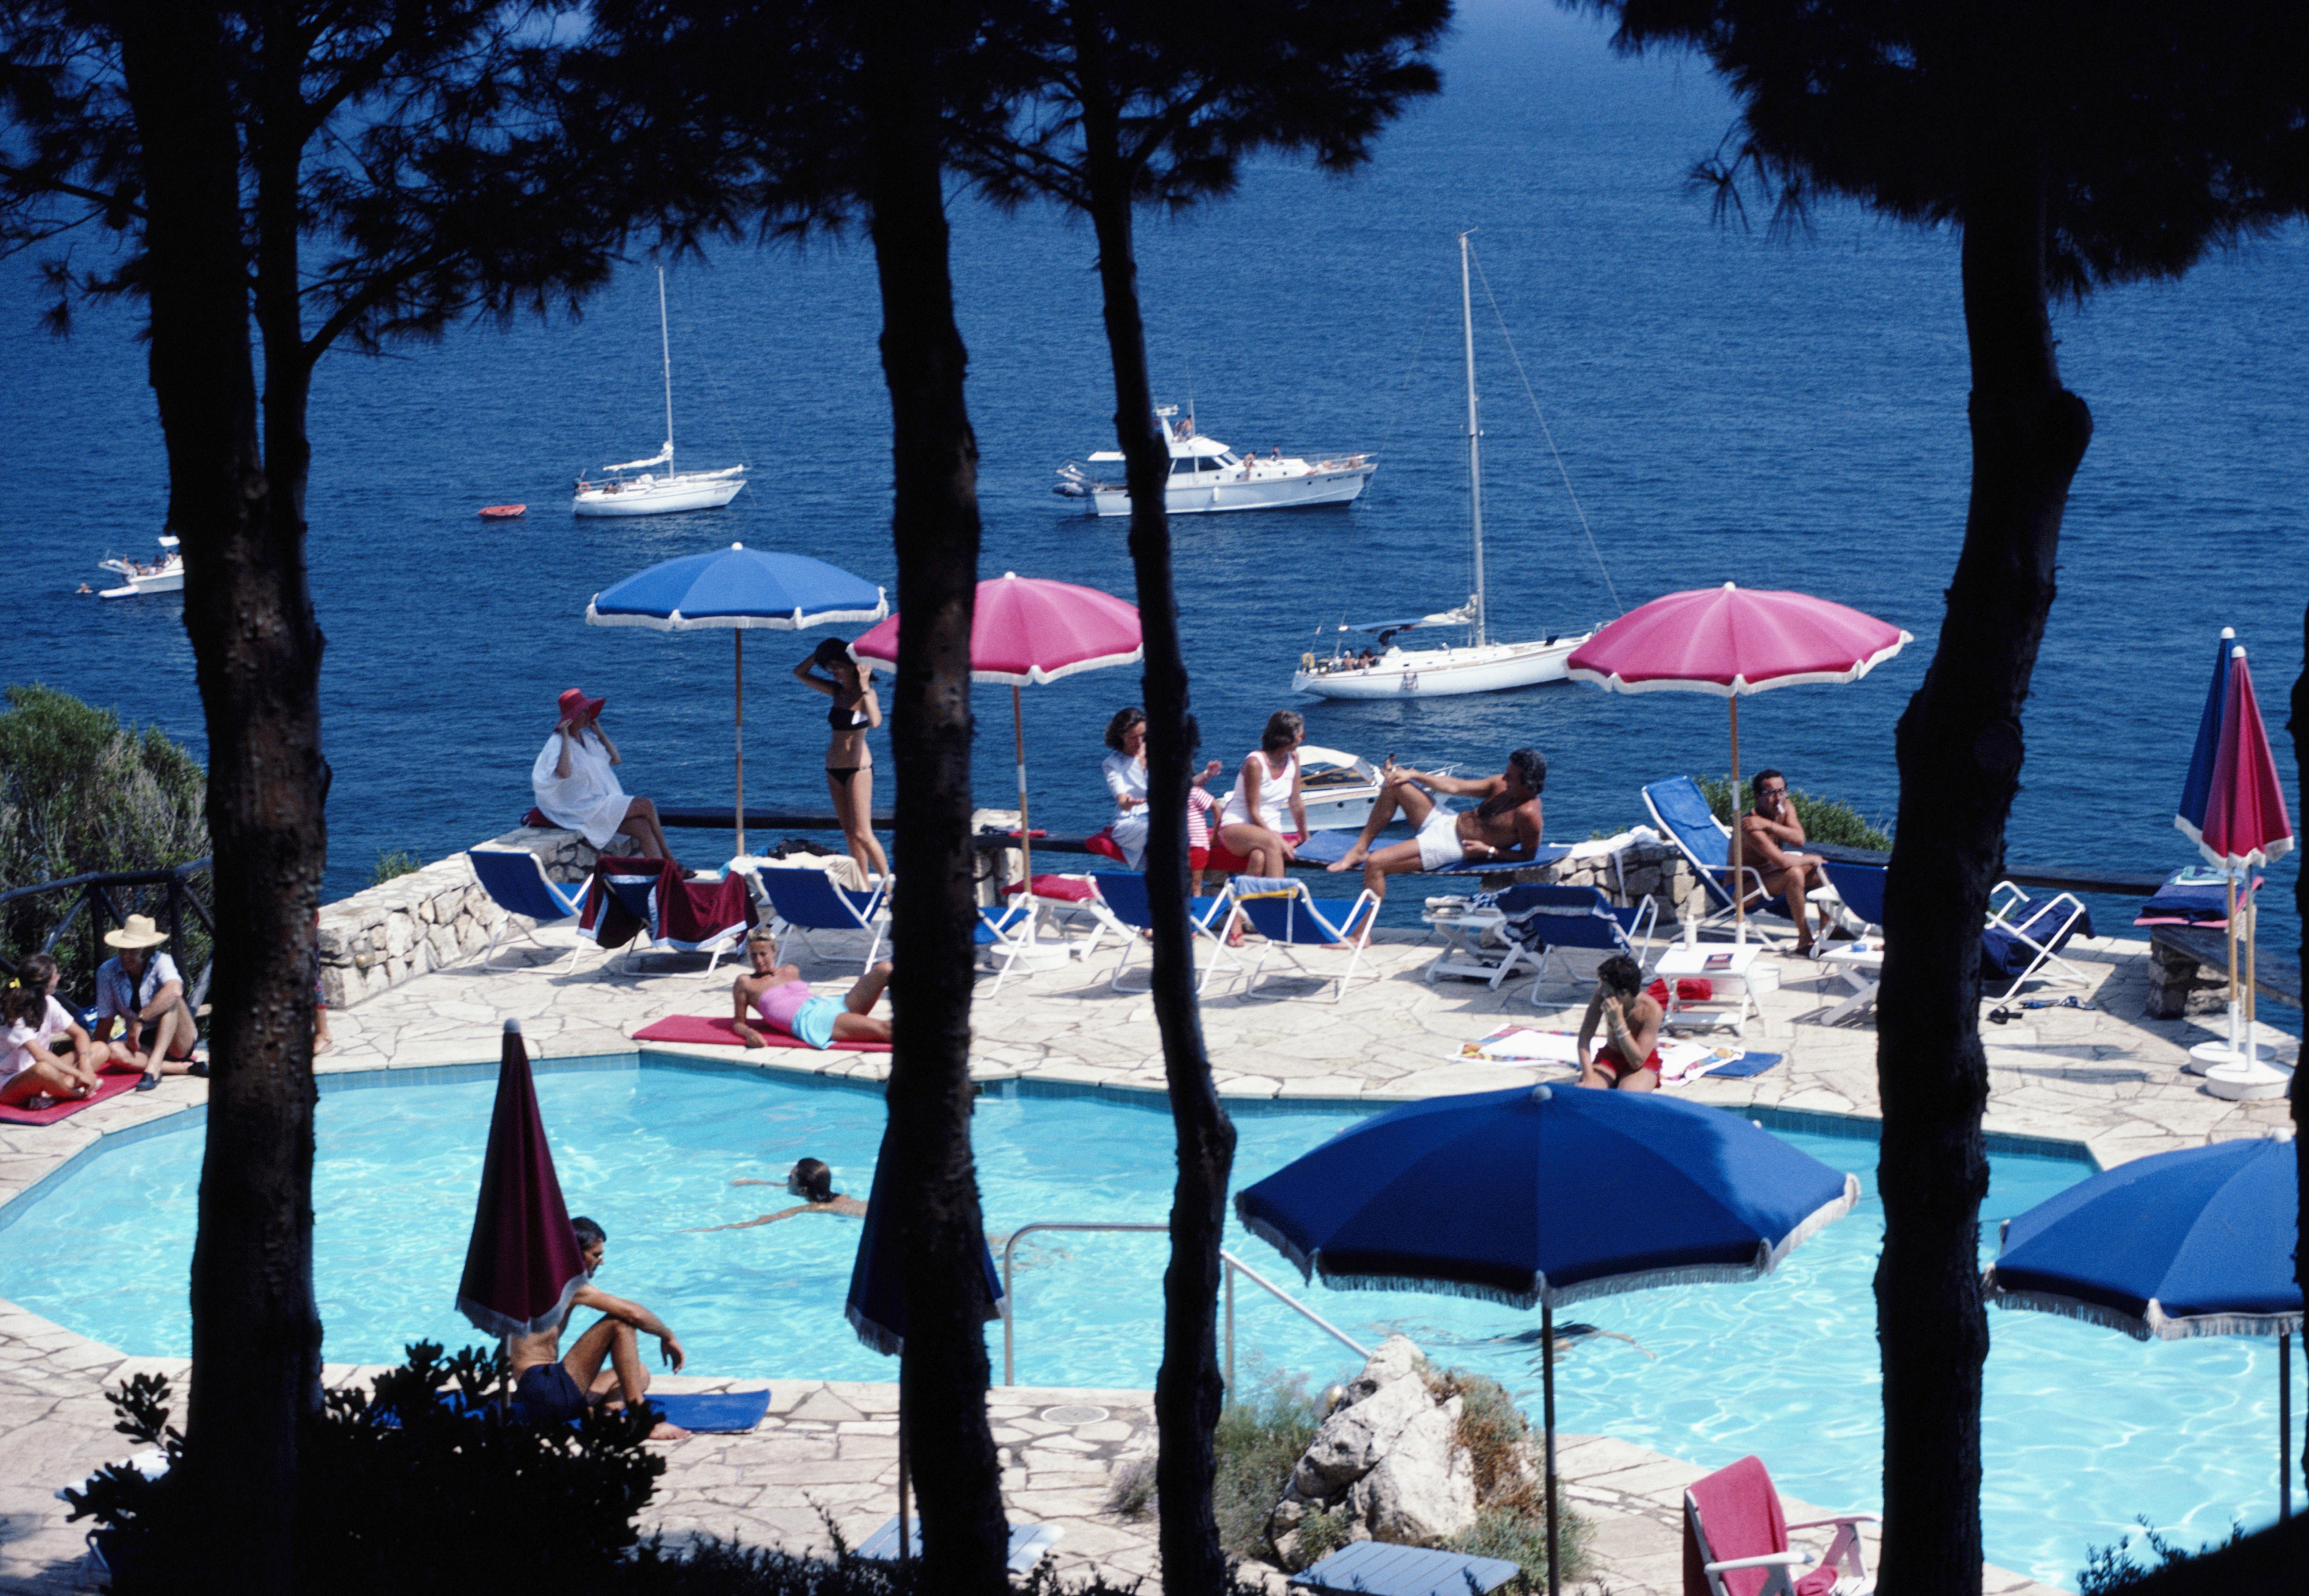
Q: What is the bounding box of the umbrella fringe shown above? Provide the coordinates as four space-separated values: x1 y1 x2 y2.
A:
1238 1213 1318 1284
456 1272 584 1342
1315 1268 1544 1311
1760 1175 1863 1275
847 1300 904 1357
1985 1280 2304 1342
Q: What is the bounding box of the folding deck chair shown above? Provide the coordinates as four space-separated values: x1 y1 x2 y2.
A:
593 862 749 978
1228 877 1379 1003
975 901 1041 996
754 865 888 975
1080 872 1238 994
465 848 590 972
1684 1454 1876 1596
1817 863 1887 1026
1492 883 1659 999
1981 882 2093 1004
1642 777 1835 942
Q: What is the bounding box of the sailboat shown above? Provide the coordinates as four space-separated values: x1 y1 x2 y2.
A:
572 268 747 518
1293 234 1595 699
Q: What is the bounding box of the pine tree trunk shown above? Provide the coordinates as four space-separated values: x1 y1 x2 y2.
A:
2291 601 2306 1508
1874 168 2091 1596
1072 11 1237 1590
116 6 326 1593
858 6 1008 1590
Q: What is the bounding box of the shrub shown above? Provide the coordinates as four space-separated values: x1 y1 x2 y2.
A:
621 1532 1272 1593
2077 1518 2245 1593
1212 1368 1324 1561
1696 774 1891 851
1447 1502 1589 1592
1424 1364 1586 1587
371 848 423 885
66 1342 665 1593
1104 1452 1156 1519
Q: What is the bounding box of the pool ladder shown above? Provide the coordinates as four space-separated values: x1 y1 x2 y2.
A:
998 1221 1372 1388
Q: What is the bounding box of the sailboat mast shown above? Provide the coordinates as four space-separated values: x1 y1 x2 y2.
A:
1459 232 1486 648
657 266 675 472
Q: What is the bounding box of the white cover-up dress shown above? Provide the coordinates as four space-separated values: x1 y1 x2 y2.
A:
1104 750 1151 866
532 729 631 848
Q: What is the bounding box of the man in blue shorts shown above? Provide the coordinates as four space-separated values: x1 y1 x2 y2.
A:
509 1216 689 1438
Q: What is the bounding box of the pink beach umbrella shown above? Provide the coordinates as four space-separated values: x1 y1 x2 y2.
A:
850 572 1143 900
2190 645 2295 1094
1567 583 1911 938
455 1019 589 1343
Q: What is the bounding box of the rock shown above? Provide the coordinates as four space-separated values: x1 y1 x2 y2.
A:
1349 1397 1475 1543
1291 1363 1432 1497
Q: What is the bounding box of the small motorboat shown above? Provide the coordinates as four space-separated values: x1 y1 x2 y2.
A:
1054 405 1373 517
97 534 183 600
479 503 527 520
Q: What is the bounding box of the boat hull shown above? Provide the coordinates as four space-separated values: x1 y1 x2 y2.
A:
1089 463 1373 517
573 476 747 517
98 570 183 599
1293 634 1592 699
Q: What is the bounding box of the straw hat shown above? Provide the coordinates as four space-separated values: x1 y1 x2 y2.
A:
103 914 169 950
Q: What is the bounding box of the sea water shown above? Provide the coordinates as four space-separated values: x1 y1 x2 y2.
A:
0 1062 2292 1586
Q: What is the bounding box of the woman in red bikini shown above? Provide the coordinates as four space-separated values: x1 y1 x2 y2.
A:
1576 954 1665 1091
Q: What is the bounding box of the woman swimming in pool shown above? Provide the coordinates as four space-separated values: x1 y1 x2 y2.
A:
1576 953 1664 1091
728 926 894 1050
688 1157 870 1232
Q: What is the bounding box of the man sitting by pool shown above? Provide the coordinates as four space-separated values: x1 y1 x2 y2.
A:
509 1216 689 1439
1328 747 1549 904
728 926 894 1048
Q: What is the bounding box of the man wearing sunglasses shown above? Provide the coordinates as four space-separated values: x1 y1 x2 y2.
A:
1739 769 1829 957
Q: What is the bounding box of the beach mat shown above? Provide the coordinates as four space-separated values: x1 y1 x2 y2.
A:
633 1014 892 1053
644 1389 773 1432
1703 1051 1782 1078
0 1065 147 1126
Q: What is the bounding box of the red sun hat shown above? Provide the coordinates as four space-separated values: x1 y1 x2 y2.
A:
557 688 606 726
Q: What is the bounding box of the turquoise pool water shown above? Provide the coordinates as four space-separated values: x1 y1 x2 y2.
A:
0 1060 2290 1585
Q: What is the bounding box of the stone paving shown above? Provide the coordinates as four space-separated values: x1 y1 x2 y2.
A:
0 910 2294 1592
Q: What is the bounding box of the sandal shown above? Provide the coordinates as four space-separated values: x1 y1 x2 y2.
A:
135 1073 160 1091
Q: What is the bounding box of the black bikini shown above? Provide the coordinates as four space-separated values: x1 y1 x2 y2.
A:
828 699 868 784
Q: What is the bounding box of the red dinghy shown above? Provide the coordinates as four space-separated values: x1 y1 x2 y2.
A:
479 503 527 519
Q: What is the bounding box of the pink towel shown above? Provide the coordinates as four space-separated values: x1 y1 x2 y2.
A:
632 1014 891 1053
0 1065 147 1126
1684 1455 1836 1596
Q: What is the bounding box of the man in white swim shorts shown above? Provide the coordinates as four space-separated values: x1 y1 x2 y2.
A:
1329 748 1548 905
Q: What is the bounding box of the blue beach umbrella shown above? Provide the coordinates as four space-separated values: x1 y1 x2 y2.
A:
1984 1138 2304 1520
1236 1083 1858 1595
585 543 888 853
2175 626 2238 848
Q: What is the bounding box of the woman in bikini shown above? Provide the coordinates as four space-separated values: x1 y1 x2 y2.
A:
794 638 889 879
1576 954 1665 1091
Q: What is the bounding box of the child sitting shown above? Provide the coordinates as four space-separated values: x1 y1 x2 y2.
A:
2 984 98 1108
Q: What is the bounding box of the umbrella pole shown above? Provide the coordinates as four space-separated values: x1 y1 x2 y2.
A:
2225 870 2240 1058
734 632 746 859
1014 685 1034 939
1543 1299 1559 1596
1729 697 1746 946
2281 1329 2292 1522
2243 888 2259 1065
897 1397 913 1563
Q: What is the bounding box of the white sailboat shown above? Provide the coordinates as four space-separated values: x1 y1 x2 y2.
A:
572 269 746 518
1293 234 1595 700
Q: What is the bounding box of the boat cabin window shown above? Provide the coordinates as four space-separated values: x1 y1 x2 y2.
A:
1215 453 1238 468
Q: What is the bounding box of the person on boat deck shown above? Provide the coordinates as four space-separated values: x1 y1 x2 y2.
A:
508 1216 688 1439
1739 768 1829 957
1576 955 1664 1092
1102 707 1223 871
692 1157 869 1233
531 689 679 868
90 917 205 1088
1218 711 1309 879
729 926 894 1050
1329 748 1547 905
1358 647 1379 668
794 638 890 880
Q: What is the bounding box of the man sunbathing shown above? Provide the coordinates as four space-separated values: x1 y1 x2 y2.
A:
692 1157 869 1232
1329 748 1548 904
729 928 894 1048
1739 768 1828 956
508 1216 689 1439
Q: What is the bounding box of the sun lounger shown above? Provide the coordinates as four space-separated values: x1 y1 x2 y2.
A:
587 859 750 979
1685 1454 1875 1596
1288 1540 1521 1595
466 848 590 973
753 865 888 975
1817 863 1887 1026
1981 883 2093 1004
975 902 1043 996
1491 882 1658 999
1643 777 1838 941
1081 872 1239 994
854 1516 1061 1574
1228 877 1379 1003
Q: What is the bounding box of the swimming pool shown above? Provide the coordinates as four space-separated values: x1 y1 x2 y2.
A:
0 1058 2288 1586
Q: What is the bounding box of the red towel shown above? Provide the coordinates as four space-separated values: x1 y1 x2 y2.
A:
1003 874 1096 902
0 1064 148 1126
580 859 752 950
1084 828 1128 864
632 1014 891 1053
1683 1455 1836 1596
1649 977 1714 1006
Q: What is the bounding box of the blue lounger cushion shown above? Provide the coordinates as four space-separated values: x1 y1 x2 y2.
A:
1981 893 2093 981
1289 1539 1521 1595
643 1388 771 1432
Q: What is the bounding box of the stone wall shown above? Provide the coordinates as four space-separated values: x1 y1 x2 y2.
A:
1537 836 1699 918
317 826 616 1008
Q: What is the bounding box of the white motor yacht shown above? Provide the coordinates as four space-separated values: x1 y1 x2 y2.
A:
573 268 746 518
97 534 183 599
1054 407 1373 517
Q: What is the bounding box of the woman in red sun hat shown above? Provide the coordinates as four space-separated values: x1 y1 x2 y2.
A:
532 689 678 866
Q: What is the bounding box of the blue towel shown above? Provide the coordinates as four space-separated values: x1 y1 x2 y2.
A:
1705 1051 1782 1079
644 1389 771 1432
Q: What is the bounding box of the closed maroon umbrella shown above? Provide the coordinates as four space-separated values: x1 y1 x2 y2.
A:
455 1019 588 1338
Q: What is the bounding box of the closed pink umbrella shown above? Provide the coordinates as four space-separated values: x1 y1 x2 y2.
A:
2191 645 2295 1095
1568 584 1911 938
851 572 1142 902
455 1019 588 1341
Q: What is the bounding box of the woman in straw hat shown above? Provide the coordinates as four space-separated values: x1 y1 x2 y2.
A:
92 915 204 1089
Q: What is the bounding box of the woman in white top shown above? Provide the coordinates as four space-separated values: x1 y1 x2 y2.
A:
12 953 100 1094
531 689 678 865
1102 707 1221 869
1218 710 1308 878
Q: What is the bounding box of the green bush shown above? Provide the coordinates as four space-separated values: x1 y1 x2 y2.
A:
621 1532 1272 1594
1696 774 1892 851
1213 1368 1324 1562
2077 1518 2245 1593
66 1343 665 1593
370 848 424 885
1425 1364 1586 1588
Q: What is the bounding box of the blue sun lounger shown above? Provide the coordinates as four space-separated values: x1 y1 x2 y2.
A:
1289 1540 1521 1596
1642 777 1828 940
754 865 888 974
466 848 590 973
1081 872 1238 994
1493 882 1659 999
1228 877 1379 1003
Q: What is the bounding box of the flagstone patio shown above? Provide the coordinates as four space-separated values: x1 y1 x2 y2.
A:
0 913 2290 1591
